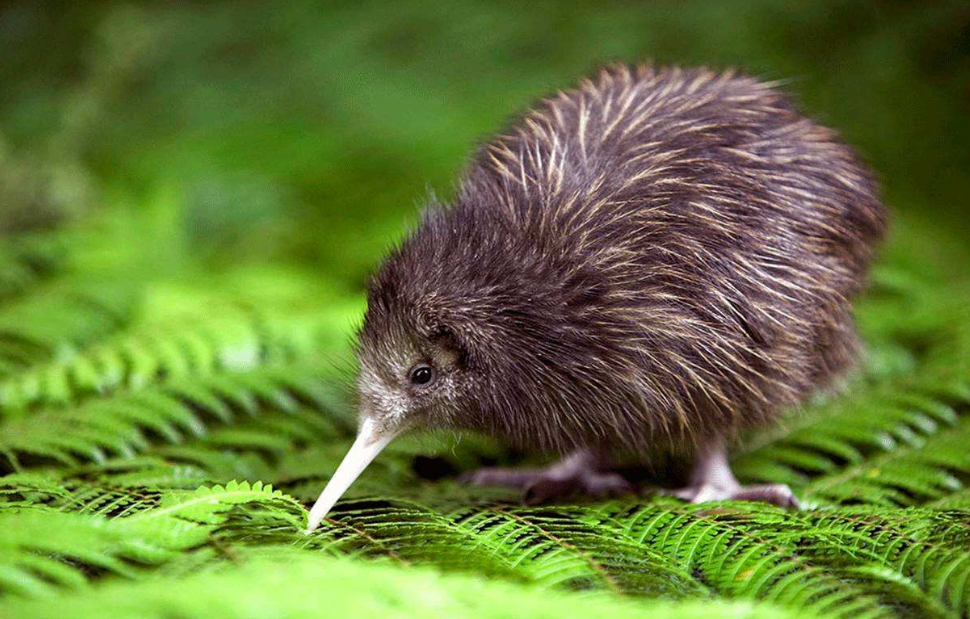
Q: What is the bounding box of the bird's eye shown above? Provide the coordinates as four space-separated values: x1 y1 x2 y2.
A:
409 364 434 386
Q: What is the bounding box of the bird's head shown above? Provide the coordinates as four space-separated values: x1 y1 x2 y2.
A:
305 261 482 532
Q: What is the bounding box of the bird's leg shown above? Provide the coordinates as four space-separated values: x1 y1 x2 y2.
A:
671 437 799 508
462 448 634 505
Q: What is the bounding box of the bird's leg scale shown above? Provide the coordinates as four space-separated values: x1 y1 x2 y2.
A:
669 437 799 508
462 448 634 505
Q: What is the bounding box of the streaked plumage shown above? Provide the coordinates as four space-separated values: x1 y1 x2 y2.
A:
360 64 885 457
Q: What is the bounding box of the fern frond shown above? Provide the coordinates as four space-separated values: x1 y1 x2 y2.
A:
127 479 305 526
0 549 808 619
297 498 708 597
803 416 970 506
0 365 348 471
0 482 307 599
733 378 970 502
0 510 189 597
0 304 344 416
779 506 970 616
0 280 138 377
601 501 895 619
0 233 64 302
0 471 70 507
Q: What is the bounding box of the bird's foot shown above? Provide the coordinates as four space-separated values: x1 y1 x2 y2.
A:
462 451 634 505
666 437 801 509
668 481 799 508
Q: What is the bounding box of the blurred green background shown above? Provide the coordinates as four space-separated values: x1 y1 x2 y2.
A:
1 0 968 289
1 6 970 617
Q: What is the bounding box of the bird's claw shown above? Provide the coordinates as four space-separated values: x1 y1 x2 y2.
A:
667 482 800 508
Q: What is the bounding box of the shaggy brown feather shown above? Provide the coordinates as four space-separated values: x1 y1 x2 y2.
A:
357 64 887 458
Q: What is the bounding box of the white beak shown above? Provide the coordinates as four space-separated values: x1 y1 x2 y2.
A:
304 418 397 534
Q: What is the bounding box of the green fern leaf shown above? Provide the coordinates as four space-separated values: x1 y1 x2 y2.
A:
0 549 810 619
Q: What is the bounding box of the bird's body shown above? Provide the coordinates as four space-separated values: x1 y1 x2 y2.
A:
306 64 887 532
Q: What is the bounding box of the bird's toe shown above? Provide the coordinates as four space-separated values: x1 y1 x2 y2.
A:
522 471 634 505
667 482 800 509
729 483 801 509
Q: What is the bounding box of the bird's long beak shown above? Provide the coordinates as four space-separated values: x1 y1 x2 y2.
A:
304 417 397 534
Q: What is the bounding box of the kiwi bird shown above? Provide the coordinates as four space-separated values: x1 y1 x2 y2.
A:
305 64 887 533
